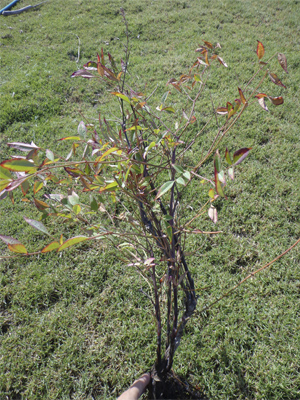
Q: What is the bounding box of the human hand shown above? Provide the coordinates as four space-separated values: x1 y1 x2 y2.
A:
117 372 150 400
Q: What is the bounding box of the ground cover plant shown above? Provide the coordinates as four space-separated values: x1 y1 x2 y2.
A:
1 0 300 399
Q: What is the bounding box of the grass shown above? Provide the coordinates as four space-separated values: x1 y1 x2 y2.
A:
1 0 300 398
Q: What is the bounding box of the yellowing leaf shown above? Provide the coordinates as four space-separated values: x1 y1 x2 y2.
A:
58 236 89 252
34 198 50 211
33 181 43 194
8 243 28 254
111 92 131 104
41 241 60 253
238 87 247 105
256 41 265 60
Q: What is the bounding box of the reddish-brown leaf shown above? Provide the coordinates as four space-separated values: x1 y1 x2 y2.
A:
34 198 50 211
238 87 247 105
204 41 214 49
268 72 287 89
256 41 265 60
278 53 288 73
269 96 284 106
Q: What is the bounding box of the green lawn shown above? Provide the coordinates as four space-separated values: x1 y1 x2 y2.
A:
1 0 300 399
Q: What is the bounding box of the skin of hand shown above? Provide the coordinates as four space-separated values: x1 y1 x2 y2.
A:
117 372 151 400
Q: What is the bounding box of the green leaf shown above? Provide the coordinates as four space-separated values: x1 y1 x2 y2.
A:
225 148 232 165
41 241 60 253
208 188 215 199
0 166 12 179
111 92 131 104
173 165 184 175
73 204 81 215
176 177 185 186
183 171 191 181
58 236 89 252
155 181 174 200
90 196 98 211
162 107 175 113
46 149 55 161
24 217 50 236
214 150 222 173
68 191 80 206
0 158 37 173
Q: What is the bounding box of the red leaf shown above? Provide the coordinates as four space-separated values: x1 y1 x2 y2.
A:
256 41 265 60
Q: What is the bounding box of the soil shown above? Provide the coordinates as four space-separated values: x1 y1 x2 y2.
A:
147 372 206 399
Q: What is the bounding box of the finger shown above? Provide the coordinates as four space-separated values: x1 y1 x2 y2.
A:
117 373 150 400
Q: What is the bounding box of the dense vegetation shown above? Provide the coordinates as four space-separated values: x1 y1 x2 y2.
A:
1 0 299 399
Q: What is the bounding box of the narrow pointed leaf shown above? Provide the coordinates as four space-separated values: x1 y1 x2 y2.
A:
7 142 39 152
21 180 30 195
217 56 228 67
203 41 213 49
8 243 28 254
216 107 228 115
278 53 288 73
155 181 174 200
71 69 95 79
34 198 50 211
268 72 287 89
24 217 50 236
214 150 222 173
256 41 265 60
238 87 247 105
0 159 37 172
0 235 20 245
58 136 81 141
233 148 252 165
33 181 43 195
41 241 60 253
111 92 131 104
225 148 232 165
58 236 89 252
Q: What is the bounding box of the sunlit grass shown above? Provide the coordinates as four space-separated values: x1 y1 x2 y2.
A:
1 0 300 398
